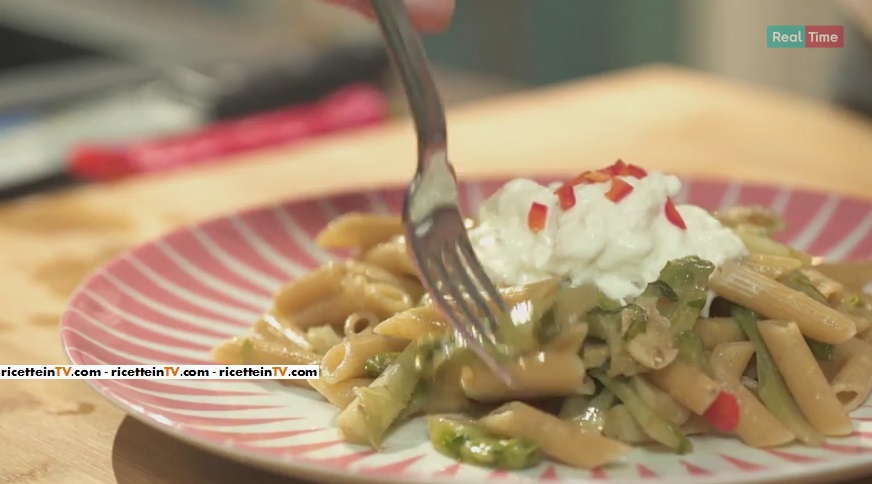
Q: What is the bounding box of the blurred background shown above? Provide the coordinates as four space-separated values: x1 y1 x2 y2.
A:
0 0 868 199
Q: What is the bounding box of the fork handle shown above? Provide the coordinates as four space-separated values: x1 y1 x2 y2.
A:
371 0 447 168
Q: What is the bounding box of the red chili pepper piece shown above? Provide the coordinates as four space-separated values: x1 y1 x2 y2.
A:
602 159 627 176
554 184 576 210
621 163 648 179
702 390 740 432
605 178 634 203
572 170 611 185
664 198 686 229
527 202 548 232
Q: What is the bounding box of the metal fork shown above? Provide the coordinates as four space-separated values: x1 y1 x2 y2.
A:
371 0 513 385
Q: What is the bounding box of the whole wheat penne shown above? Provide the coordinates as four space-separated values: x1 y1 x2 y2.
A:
758 320 853 436
831 340 872 411
710 341 756 382
373 305 446 340
710 344 795 447
360 238 420 278
460 351 586 402
740 253 803 279
343 311 380 337
305 324 343 354
321 332 407 384
695 317 747 350
647 360 721 416
315 212 405 250
710 262 856 344
309 377 374 409
254 314 315 352
479 402 631 470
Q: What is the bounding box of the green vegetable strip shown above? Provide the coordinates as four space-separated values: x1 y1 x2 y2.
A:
805 338 834 361
778 271 829 305
336 341 421 448
644 256 715 334
364 352 399 378
777 272 835 360
427 416 541 470
591 370 691 453
731 306 824 446
588 309 636 375
558 389 616 433
675 331 715 376
396 384 427 421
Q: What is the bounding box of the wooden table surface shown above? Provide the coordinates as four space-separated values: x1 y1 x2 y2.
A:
2 65 872 484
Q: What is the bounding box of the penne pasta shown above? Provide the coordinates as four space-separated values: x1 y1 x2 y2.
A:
740 253 803 279
306 324 343 354
757 320 853 436
315 212 405 250
710 262 856 344
833 338 872 368
647 360 721 416
309 377 374 409
460 351 587 402
212 334 319 367
695 317 747 350
211 334 320 389
359 238 420 278
709 343 795 447
254 314 315 352
346 260 424 302
343 311 380 337
725 377 795 447
832 352 872 411
798 267 844 303
336 342 420 448
831 340 872 411
373 305 446 340
710 341 756 382
581 343 610 369
479 402 631 470
321 332 407 384
272 262 347 317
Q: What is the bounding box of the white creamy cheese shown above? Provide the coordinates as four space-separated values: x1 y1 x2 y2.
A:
468 171 747 302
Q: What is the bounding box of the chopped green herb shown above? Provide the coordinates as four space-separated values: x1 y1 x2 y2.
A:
364 352 400 377
778 271 828 305
805 338 834 361
732 306 823 445
427 416 541 470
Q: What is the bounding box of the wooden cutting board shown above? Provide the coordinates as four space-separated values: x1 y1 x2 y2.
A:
1 65 872 484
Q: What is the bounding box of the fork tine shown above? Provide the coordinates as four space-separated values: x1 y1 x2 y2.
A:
423 269 514 386
457 233 510 314
443 244 499 340
431 254 491 340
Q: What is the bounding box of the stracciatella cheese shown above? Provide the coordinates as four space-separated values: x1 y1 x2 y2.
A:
468 171 747 301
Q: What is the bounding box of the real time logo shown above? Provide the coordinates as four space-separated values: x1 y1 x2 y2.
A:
767 25 844 48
